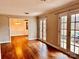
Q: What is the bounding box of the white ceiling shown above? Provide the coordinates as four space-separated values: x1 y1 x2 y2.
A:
0 0 76 16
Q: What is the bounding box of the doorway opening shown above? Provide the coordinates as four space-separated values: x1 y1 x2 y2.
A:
9 18 28 41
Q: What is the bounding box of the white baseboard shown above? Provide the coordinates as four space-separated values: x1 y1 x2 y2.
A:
0 41 11 44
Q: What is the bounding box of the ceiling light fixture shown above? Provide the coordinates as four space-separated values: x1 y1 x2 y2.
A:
25 12 29 14
41 0 46 2
15 22 21 25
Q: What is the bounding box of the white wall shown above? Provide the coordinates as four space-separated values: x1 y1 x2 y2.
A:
28 17 37 40
0 15 10 43
9 18 28 36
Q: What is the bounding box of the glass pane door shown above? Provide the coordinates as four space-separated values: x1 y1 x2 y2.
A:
39 20 43 39
39 18 46 40
60 16 67 49
70 14 79 54
43 19 46 40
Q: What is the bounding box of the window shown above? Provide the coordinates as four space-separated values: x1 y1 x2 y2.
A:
70 14 79 54
60 16 67 49
43 19 46 40
59 11 79 54
40 20 43 39
39 17 46 40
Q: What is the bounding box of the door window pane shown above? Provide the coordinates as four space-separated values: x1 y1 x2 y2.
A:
64 43 66 49
75 31 79 45
63 23 67 29
71 38 74 45
61 42 64 48
76 23 79 30
61 23 67 29
43 19 46 40
71 23 75 30
71 31 75 38
71 14 75 22
61 16 67 22
60 16 67 49
75 46 79 54
40 20 43 39
70 45 75 52
76 14 79 22
61 30 64 35
61 35 66 40
63 30 67 36
75 31 79 38
61 24 63 29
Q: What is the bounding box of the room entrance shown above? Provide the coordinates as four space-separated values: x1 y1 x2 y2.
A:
9 18 28 40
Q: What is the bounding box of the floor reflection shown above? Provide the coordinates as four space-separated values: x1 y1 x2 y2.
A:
1 36 73 59
1 36 39 59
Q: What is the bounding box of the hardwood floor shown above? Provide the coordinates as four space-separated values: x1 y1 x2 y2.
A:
1 36 74 59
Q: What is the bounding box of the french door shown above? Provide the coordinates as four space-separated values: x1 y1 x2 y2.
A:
70 13 79 54
60 15 67 49
59 12 79 54
39 18 46 40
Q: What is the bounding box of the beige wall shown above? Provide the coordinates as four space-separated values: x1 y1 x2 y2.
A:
46 14 58 46
37 14 58 46
28 17 37 40
0 15 10 43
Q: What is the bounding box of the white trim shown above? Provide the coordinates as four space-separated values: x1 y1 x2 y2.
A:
0 41 11 44
69 9 79 14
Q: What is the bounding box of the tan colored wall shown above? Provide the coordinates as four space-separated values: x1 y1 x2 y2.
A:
28 17 37 40
37 14 58 46
46 14 58 46
0 15 10 43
